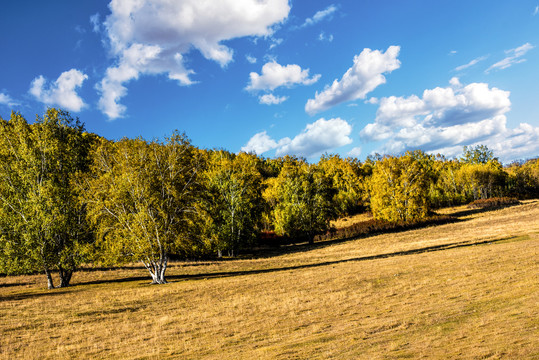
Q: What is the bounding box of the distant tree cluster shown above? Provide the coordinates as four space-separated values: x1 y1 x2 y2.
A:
1 110 538 287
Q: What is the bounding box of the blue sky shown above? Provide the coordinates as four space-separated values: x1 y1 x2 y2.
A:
1 0 538 162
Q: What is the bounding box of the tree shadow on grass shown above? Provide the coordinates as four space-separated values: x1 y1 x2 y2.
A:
1 234 526 300
75 235 524 287
446 201 523 218
0 287 76 302
0 282 32 288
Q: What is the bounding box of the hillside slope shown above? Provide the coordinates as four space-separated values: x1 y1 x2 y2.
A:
1 200 538 359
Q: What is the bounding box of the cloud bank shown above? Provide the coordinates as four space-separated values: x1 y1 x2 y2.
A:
360 78 539 161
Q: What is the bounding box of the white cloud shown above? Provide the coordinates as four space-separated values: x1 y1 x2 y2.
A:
455 55 488 72
269 38 283 50
246 61 320 91
242 118 353 158
490 122 539 161
302 4 337 27
534 6 538 15
246 55 257 64
241 131 279 154
29 69 88 112
318 32 334 42
305 46 401 115
348 147 362 157
360 78 539 162
97 43 162 119
98 0 290 119
276 118 352 157
259 94 288 105
0 92 19 107
90 13 101 33
486 43 534 73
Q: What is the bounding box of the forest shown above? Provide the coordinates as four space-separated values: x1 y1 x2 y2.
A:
1 109 538 288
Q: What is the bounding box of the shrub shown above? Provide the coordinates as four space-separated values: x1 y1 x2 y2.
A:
467 197 520 209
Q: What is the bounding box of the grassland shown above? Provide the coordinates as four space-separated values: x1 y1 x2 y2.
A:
1 200 538 359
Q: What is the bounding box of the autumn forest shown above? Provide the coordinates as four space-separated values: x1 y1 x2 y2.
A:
1 109 538 288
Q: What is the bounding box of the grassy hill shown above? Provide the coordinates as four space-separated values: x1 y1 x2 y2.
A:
1 200 538 359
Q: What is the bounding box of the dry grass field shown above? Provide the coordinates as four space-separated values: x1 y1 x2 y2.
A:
1 200 538 359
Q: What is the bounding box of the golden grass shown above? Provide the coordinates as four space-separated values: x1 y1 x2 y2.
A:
1 200 538 359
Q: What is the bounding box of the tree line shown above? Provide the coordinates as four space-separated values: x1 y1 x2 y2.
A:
1 109 538 287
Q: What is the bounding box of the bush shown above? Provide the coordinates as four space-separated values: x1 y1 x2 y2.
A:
315 215 456 242
467 197 520 209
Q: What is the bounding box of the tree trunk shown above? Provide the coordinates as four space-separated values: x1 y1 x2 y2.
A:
44 268 54 290
58 266 73 288
144 257 168 284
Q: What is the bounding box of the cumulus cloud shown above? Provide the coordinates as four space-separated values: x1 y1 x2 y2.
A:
348 147 362 157
305 46 401 115
29 69 88 112
259 94 288 105
246 61 320 91
241 131 279 154
486 43 534 73
242 118 353 158
302 4 337 27
489 122 539 161
360 78 539 162
455 55 488 72
98 0 290 119
0 92 19 107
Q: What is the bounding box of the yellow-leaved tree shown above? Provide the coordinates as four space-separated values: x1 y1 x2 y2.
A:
85 132 203 284
369 150 436 222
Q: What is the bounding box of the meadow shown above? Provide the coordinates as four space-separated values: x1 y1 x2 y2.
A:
1 200 538 359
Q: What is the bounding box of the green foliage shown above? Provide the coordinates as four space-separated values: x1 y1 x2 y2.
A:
505 158 539 198
369 151 436 222
318 154 365 216
265 160 336 244
85 132 202 283
428 159 468 208
0 109 92 288
461 144 495 164
201 151 263 256
2 107 537 288
456 160 507 201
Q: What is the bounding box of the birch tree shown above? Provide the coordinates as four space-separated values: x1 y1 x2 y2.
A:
86 133 202 284
202 151 263 257
265 160 336 245
0 109 92 288
369 151 435 222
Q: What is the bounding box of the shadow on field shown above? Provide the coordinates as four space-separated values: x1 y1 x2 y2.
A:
0 282 31 288
75 235 524 287
0 287 76 302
